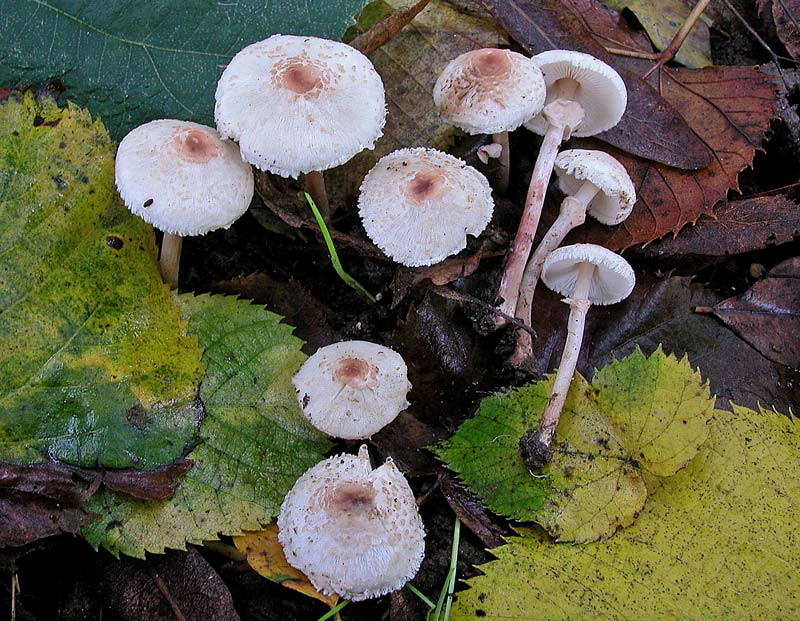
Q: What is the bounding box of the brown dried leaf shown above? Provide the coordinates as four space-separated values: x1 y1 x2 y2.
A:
350 0 432 55
760 0 800 59
101 459 193 501
698 257 800 368
642 188 800 258
234 524 339 608
440 476 507 548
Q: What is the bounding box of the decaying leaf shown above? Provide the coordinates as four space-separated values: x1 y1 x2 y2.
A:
451 404 800 620
83 294 330 558
605 0 713 68
0 93 204 469
234 524 339 608
760 0 800 59
697 257 800 368
436 348 714 542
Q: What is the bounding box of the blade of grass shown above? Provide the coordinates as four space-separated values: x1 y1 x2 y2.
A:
431 517 461 621
305 193 376 303
317 600 349 621
406 583 436 609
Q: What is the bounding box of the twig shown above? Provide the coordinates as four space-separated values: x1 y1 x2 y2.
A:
11 573 19 621
718 0 797 65
430 286 538 337
643 0 712 79
350 0 432 55
151 570 186 621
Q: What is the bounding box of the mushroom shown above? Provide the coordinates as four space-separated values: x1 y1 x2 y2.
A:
519 243 635 469
433 48 546 192
511 149 635 366
115 119 254 289
358 147 494 267
277 445 425 601
495 50 627 326
293 341 411 439
214 34 386 222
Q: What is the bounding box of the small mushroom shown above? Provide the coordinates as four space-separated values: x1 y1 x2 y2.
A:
293 341 411 439
277 445 425 601
511 149 635 366
214 35 386 222
519 244 635 469
115 120 254 289
495 51 627 326
433 48 546 192
358 147 494 267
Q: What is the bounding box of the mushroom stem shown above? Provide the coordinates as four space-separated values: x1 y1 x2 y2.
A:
159 233 183 290
510 181 598 367
522 261 594 468
492 131 510 194
305 170 331 224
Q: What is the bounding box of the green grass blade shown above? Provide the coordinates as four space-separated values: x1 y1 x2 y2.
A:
317 600 349 621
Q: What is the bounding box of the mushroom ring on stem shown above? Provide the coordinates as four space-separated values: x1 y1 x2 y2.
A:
214 34 386 221
519 244 635 469
511 149 635 366
358 147 494 267
115 120 254 289
277 445 425 601
293 340 411 439
495 51 627 326
433 48 546 193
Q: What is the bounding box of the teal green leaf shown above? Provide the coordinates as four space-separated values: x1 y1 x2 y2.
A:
83 293 331 558
0 0 371 137
451 405 800 619
0 92 205 468
435 348 714 542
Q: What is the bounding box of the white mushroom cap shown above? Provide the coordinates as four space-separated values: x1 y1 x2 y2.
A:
524 50 627 137
541 243 635 305
115 120 254 236
215 35 386 178
433 48 546 134
358 147 494 267
277 445 425 601
293 341 411 440
555 149 636 225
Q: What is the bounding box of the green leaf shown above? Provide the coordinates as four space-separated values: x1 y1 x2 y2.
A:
451 405 800 620
83 293 331 558
0 0 371 137
435 348 714 542
0 92 204 468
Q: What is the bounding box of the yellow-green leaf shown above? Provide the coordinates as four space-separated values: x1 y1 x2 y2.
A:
83 294 331 558
435 348 714 542
0 92 204 468
451 405 800 620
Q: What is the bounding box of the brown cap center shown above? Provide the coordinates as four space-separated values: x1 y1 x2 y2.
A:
330 481 377 516
277 61 323 95
174 129 220 163
472 49 512 78
334 357 378 389
406 171 447 203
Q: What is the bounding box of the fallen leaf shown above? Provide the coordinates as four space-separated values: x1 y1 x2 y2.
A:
477 0 713 169
83 294 330 558
0 0 371 137
697 257 800 368
641 187 800 258
102 547 239 621
436 348 714 542
760 0 800 59
605 0 713 68
100 459 193 502
451 404 800 620
234 524 338 608
440 476 508 548
0 93 205 469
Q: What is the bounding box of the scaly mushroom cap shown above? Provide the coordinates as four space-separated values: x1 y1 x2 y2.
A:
542 243 635 305
433 48 546 134
215 35 386 178
358 147 494 267
115 120 254 236
293 341 411 439
524 50 627 137
277 445 425 601
555 149 635 225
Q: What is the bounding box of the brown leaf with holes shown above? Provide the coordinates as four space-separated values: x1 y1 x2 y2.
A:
760 0 800 59
697 257 800 368
642 187 800 258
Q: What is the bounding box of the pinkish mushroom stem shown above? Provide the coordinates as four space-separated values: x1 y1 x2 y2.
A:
492 131 510 194
305 170 331 224
159 233 183 290
522 261 594 467
510 180 598 366
494 79 585 327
